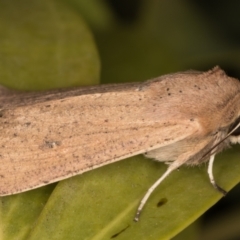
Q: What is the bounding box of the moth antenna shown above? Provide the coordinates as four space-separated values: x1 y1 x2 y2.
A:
207 155 227 195
134 163 180 222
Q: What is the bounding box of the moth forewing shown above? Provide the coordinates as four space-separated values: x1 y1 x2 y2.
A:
0 81 199 196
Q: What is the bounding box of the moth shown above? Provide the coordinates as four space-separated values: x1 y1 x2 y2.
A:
0 66 240 221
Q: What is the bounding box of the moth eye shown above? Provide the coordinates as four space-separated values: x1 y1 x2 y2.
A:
229 116 240 136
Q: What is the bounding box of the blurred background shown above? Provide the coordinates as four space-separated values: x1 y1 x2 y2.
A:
1 0 240 239
93 0 240 83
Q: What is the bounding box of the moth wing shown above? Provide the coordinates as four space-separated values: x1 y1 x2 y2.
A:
0 85 200 195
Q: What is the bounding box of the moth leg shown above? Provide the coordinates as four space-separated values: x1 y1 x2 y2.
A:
207 155 227 195
134 162 181 222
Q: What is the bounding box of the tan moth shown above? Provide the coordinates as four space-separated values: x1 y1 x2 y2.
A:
0 66 240 221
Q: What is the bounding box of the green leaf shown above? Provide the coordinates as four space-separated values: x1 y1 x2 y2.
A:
0 0 100 91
